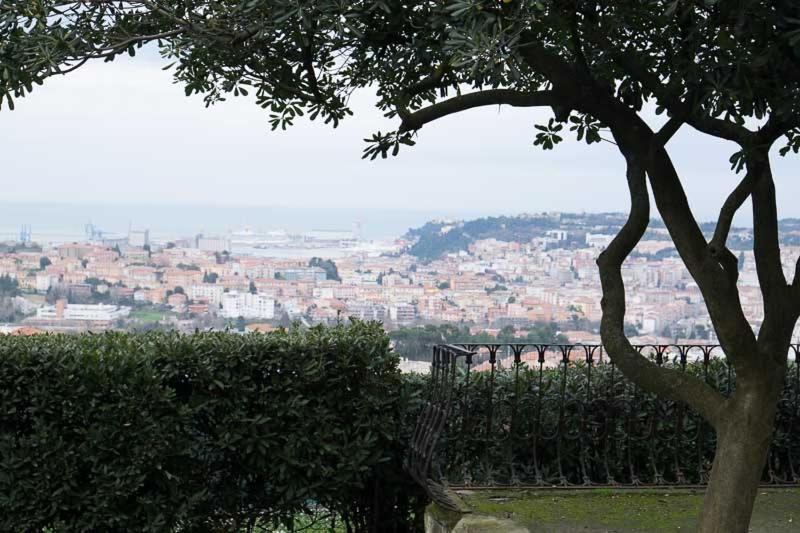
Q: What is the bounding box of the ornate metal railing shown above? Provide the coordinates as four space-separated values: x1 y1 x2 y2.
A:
408 343 800 510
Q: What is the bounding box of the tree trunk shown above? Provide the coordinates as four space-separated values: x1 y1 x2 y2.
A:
697 373 783 533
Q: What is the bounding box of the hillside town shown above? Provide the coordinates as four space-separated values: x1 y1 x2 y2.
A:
1 212 798 348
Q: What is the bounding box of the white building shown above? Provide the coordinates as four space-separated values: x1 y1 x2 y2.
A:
390 304 417 324
190 284 225 306
196 235 231 252
304 229 356 245
35 273 54 293
276 267 327 282
36 302 131 321
585 233 615 249
128 229 150 248
546 230 568 241
221 291 275 319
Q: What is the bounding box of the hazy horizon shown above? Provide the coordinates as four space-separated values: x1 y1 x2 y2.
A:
1 50 799 227
0 200 780 241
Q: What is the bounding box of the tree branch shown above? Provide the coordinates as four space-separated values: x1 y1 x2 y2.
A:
591 37 753 144
597 144 726 428
651 116 683 149
646 142 759 370
398 89 557 132
708 170 756 285
396 65 449 124
515 29 759 372
748 153 790 321
96 29 184 53
53 28 184 76
757 114 800 145
710 172 755 251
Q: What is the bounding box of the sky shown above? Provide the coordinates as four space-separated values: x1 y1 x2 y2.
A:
1 52 799 224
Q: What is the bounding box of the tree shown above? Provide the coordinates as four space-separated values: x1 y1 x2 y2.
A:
4 1 800 530
39 257 51 270
0 275 19 297
309 257 341 282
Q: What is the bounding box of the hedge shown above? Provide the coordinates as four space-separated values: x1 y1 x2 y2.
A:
3 326 798 532
0 322 427 532
434 357 800 486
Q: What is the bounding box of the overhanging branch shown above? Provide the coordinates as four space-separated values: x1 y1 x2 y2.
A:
396 65 449 124
398 89 557 132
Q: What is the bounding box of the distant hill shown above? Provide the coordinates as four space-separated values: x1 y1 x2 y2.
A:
404 213 628 261
404 213 800 261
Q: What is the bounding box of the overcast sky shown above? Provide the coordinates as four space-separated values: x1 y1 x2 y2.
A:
1 53 798 224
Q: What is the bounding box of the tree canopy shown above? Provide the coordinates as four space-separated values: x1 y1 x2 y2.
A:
2 1 799 153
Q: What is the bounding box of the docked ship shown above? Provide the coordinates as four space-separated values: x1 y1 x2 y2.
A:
230 226 295 247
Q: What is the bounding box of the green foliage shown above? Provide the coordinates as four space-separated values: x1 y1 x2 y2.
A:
533 118 564 150
0 280 20 321
404 213 633 261
407 215 557 261
390 323 568 360
83 277 110 287
435 358 800 486
0 274 18 296
0 323 426 532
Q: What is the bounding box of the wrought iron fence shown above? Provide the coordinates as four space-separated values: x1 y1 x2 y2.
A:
408 343 800 510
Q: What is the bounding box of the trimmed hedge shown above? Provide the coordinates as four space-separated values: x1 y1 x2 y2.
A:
5 325 796 531
0 322 426 532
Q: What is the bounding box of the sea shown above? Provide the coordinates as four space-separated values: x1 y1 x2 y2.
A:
0 202 492 256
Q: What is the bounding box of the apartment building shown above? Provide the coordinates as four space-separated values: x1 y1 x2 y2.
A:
221 291 275 319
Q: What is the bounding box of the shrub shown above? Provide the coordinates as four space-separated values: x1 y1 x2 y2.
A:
0 322 426 532
432 357 800 486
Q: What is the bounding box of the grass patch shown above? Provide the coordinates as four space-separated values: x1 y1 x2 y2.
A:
458 488 800 532
130 309 166 322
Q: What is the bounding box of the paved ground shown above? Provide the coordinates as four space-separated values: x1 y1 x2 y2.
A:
454 488 800 532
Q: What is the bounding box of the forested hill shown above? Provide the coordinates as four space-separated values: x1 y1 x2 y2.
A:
404 213 628 261
404 214 800 261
